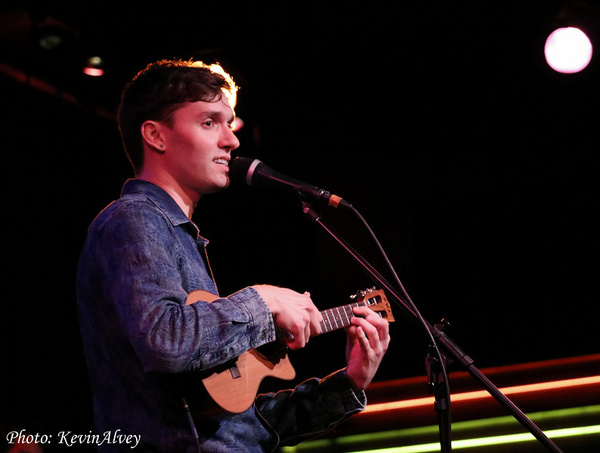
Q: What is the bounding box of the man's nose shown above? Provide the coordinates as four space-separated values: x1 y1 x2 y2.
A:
221 127 240 151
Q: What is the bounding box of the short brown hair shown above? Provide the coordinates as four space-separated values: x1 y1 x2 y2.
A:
117 59 238 173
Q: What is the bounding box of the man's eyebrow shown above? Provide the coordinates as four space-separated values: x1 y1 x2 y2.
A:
200 111 235 123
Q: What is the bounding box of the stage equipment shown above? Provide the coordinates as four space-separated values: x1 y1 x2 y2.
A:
544 2 599 74
230 156 566 453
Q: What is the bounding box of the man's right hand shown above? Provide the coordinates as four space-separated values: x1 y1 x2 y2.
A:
252 285 322 350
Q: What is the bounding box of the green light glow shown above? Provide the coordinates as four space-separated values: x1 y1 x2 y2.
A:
341 426 600 453
280 405 600 453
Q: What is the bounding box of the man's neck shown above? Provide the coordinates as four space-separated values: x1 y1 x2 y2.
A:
136 170 198 218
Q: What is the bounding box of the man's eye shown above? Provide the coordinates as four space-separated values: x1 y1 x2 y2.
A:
203 120 214 127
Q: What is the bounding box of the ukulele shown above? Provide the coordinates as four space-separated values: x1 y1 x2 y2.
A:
186 287 394 413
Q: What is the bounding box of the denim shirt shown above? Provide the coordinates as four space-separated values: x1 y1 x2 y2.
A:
77 179 366 452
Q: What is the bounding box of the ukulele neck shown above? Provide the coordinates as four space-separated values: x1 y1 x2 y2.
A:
320 302 365 333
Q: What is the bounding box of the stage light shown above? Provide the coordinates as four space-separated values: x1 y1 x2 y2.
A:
362 375 600 414
35 18 75 52
83 56 105 77
38 31 64 50
231 117 244 132
280 406 600 452
342 425 600 452
544 27 593 73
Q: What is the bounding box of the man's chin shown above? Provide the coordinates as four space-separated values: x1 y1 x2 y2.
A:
220 177 231 191
205 178 230 195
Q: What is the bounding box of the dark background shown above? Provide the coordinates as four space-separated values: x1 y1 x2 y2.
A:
2 0 599 446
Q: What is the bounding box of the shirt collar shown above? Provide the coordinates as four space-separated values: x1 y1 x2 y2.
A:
121 179 203 238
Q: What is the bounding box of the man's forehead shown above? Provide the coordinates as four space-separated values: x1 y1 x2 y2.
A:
179 97 235 119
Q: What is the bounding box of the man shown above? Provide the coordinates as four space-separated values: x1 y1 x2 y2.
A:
77 59 390 452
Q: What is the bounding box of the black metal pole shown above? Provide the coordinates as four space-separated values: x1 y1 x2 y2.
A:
301 202 564 453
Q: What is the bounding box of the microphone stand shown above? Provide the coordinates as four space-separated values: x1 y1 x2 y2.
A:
300 202 564 453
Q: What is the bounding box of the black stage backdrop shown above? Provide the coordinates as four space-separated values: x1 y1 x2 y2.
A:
2 1 598 447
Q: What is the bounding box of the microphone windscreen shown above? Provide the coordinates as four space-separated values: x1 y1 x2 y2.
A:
229 156 257 186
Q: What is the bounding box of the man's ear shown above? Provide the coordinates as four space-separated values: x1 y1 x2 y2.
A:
140 120 166 152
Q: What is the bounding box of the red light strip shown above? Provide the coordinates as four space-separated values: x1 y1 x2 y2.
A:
363 375 600 414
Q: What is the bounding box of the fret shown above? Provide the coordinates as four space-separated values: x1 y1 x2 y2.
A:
320 312 331 332
333 306 342 329
319 302 366 334
340 304 352 326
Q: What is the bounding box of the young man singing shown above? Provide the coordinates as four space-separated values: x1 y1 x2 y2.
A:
77 59 390 452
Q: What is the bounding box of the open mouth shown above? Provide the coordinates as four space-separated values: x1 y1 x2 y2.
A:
214 158 229 167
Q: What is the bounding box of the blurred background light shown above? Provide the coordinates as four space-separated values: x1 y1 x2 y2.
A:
231 116 244 132
544 27 593 73
83 56 105 77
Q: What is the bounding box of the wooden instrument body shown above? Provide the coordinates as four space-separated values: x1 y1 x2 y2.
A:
186 288 393 413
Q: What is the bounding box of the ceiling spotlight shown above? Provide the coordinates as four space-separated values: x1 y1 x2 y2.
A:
35 17 76 52
83 56 105 77
544 2 599 74
545 27 593 74
38 31 64 50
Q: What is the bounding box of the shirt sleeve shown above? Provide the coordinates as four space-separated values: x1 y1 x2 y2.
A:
89 199 276 374
254 368 366 447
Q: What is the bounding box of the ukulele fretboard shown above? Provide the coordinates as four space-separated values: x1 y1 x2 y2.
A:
320 290 385 334
320 303 362 333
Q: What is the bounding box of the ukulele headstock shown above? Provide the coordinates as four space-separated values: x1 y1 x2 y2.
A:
350 288 395 322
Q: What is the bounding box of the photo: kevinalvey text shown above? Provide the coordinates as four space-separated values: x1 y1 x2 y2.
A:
6 429 141 449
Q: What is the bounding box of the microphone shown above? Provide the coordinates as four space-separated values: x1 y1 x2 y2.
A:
229 156 352 209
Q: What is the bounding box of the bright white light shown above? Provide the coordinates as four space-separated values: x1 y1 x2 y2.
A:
544 27 593 74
